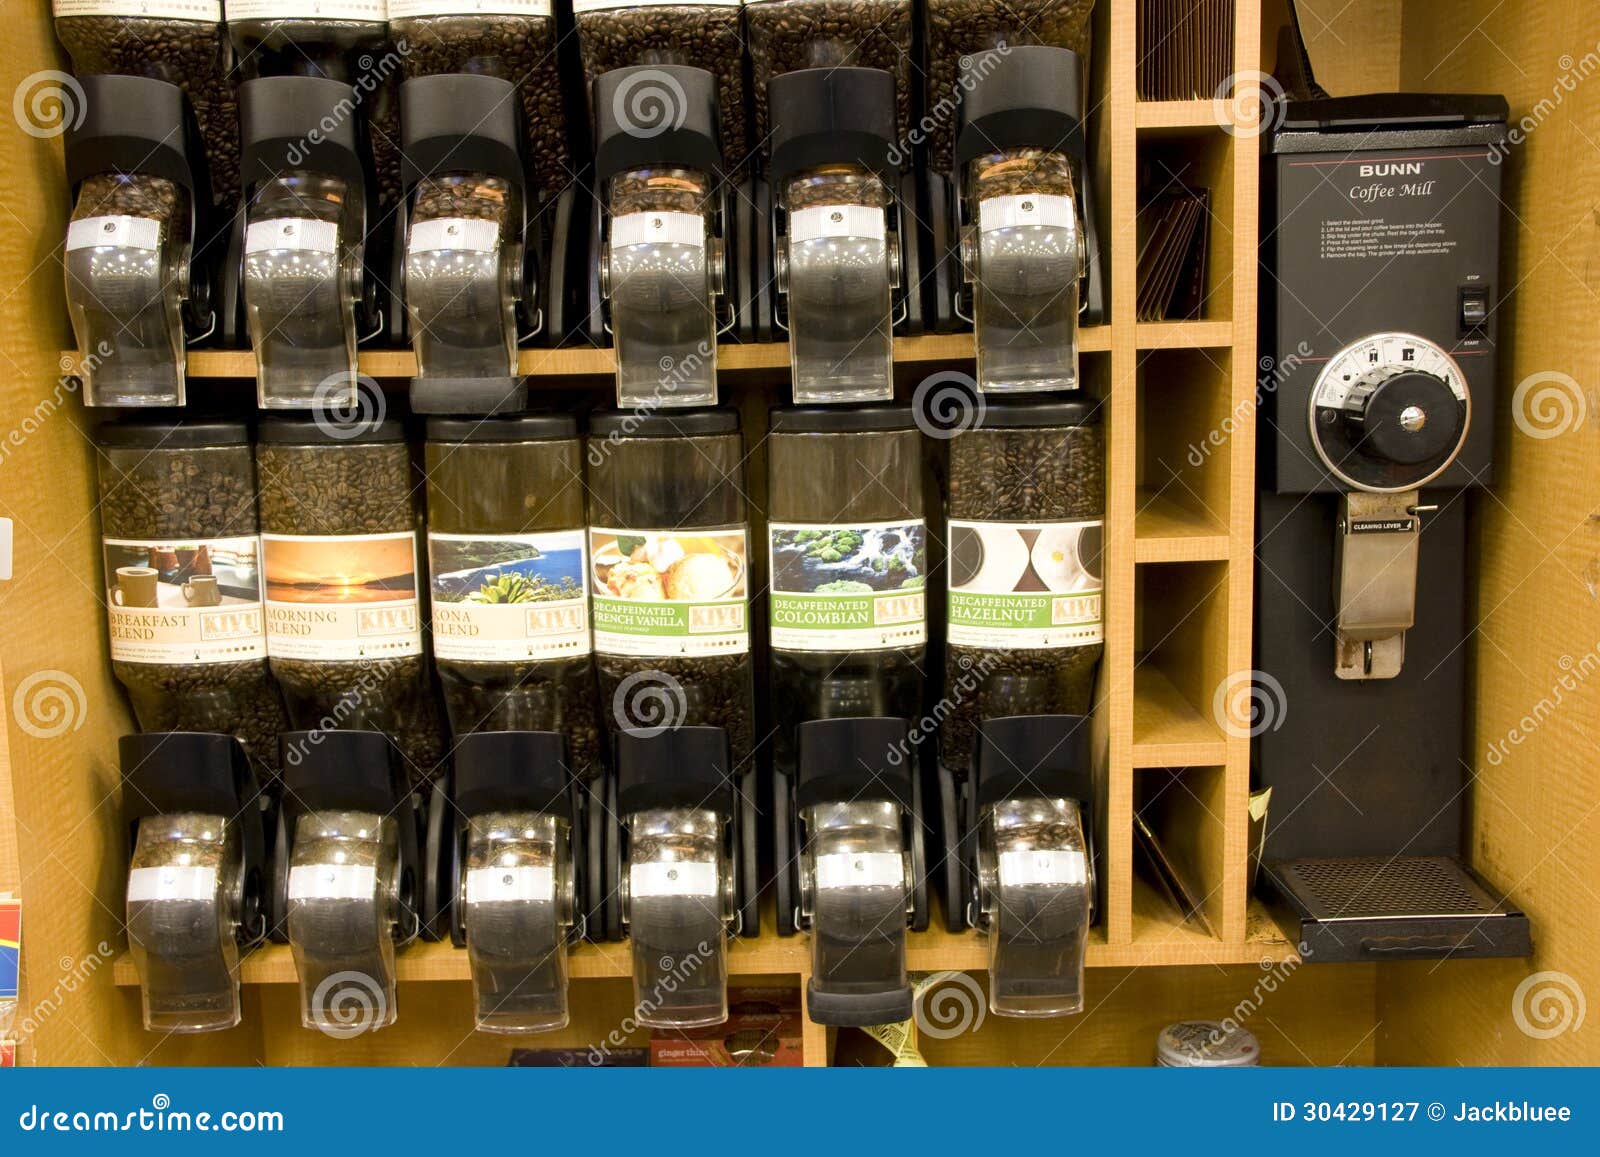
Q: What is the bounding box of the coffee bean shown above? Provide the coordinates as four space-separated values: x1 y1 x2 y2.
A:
54 14 239 209
393 13 573 201
71 172 185 232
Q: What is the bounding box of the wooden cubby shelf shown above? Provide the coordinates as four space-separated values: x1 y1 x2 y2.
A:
1134 99 1224 130
1135 487 1231 562
1131 664 1229 768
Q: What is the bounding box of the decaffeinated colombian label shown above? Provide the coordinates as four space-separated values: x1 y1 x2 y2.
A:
261 532 423 661
589 527 748 657
104 536 266 664
946 519 1103 649
429 530 589 662
768 520 927 652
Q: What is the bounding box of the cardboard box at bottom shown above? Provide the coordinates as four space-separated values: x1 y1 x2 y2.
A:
650 987 804 1067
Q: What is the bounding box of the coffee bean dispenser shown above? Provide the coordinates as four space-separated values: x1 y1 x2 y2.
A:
95 420 288 780
424 415 600 781
592 65 730 409
273 730 421 1034
231 76 382 410
63 75 215 409
427 731 587 1033
937 397 1105 775
399 74 537 415
767 68 904 403
572 1 748 163
122 732 268 1034
388 1 571 202
52 1 238 208
256 416 445 781
950 47 1093 393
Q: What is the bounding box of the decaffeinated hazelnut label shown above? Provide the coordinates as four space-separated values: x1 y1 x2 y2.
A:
768 520 927 652
428 530 589 662
946 519 1103 649
103 536 266 664
261 532 423 661
590 527 748 657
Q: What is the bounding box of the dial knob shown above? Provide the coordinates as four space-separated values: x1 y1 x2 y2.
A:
1345 366 1465 465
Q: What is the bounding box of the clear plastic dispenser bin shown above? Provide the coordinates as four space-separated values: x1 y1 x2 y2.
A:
954 47 1091 394
446 732 581 1034
593 65 728 409
795 718 916 1026
120 732 267 1034
400 74 533 415
768 68 900 403
277 730 419 1035
237 76 372 410
615 727 738 1029
63 75 213 408
968 715 1097 1017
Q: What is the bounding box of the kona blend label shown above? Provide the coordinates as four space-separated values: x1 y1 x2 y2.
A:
768 520 927 652
589 527 748 657
103 536 266 664
946 519 1103 649
261 532 423 661
428 530 589 662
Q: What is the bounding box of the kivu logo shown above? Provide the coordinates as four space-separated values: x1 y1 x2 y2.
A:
1358 162 1423 177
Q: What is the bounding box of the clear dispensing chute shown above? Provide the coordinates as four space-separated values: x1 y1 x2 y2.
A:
622 807 732 1029
800 800 911 1013
778 165 897 402
976 796 1093 1017
461 811 574 1034
285 810 400 1035
126 813 242 1034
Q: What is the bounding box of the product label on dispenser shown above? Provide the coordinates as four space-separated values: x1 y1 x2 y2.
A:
768 520 927 652
409 218 500 254
103 536 267 665
287 864 378 902
574 0 739 11
589 527 748 657
261 532 423 661
610 211 704 250
428 530 589 662
126 865 219 904
945 519 1103 649
390 0 550 16
245 218 339 255
225 1 386 20
53 2 222 18
813 851 904 892
66 216 161 252
630 861 719 899
979 194 1075 233
466 864 555 904
789 205 886 243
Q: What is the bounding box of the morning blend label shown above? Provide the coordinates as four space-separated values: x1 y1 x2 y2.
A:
103 536 266 664
946 519 1104 649
428 530 590 662
261 532 423 661
589 527 749 657
768 520 927 652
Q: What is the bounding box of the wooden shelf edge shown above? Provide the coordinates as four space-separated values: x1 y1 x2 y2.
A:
1134 99 1224 130
1134 320 1234 349
1134 488 1231 563
1131 664 1227 768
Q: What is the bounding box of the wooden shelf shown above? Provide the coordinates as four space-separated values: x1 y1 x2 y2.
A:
1131 664 1228 768
1134 99 1223 130
57 329 1113 383
1135 319 1233 349
1135 488 1230 562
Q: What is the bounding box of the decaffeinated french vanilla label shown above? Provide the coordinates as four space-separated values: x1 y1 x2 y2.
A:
590 527 748 657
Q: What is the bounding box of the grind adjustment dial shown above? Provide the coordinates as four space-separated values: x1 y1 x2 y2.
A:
1309 332 1469 492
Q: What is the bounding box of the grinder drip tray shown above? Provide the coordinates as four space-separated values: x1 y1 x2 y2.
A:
1264 856 1531 963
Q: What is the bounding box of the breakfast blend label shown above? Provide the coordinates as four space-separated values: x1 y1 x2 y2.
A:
428 530 589 662
768 520 927 652
103 536 266 664
946 519 1103 649
261 532 423 661
589 527 748 657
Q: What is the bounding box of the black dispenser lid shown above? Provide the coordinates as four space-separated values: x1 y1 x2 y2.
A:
452 731 573 818
279 730 404 815
954 46 1086 169
593 65 722 184
258 413 406 444
426 413 578 443
615 726 733 817
1278 92 1509 132
66 74 197 196
974 715 1093 807
94 418 250 450
240 75 367 201
768 67 897 187
796 717 914 810
120 732 254 820
400 73 525 191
